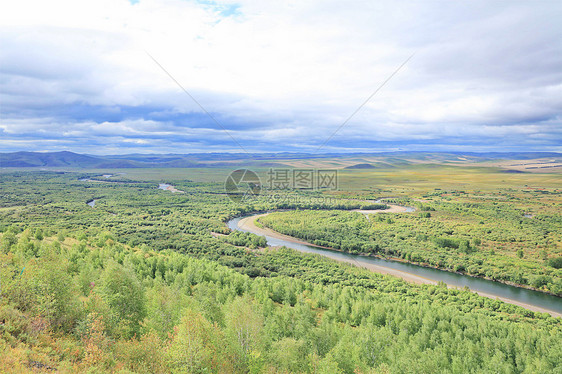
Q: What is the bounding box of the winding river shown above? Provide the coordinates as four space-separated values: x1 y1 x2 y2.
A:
228 209 562 317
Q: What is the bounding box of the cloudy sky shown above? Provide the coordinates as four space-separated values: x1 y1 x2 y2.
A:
1 0 561 154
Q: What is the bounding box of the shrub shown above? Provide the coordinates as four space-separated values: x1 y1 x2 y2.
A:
546 257 562 269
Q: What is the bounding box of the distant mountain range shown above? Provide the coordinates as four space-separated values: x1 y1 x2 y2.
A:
0 151 105 168
0 151 561 169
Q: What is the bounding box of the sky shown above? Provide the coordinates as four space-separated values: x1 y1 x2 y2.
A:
1 0 561 154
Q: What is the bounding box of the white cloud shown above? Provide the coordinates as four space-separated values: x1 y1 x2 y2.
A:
0 0 561 153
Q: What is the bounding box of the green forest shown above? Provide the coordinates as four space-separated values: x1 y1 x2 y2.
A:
0 169 561 373
259 199 562 295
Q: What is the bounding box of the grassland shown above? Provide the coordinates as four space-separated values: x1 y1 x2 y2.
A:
0 160 560 372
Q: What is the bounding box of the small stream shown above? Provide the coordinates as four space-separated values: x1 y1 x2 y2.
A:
374 197 415 212
158 183 184 193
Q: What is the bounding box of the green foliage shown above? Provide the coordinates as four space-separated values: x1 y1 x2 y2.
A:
99 262 146 338
168 308 229 373
0 231 17 252
143 281 189 339
0 228 560 372
221 231 267 248
547 257 562 269
260 206 562 294
0 170 561 372
2 251 81 333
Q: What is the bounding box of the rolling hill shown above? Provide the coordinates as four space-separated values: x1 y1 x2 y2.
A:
1 151 561 170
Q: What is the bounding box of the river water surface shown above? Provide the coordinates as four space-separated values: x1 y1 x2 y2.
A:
228 213 562 316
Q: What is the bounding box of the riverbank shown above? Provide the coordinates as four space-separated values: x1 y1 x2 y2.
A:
236 212 562 318
353 204 411 215
239 214 436 285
